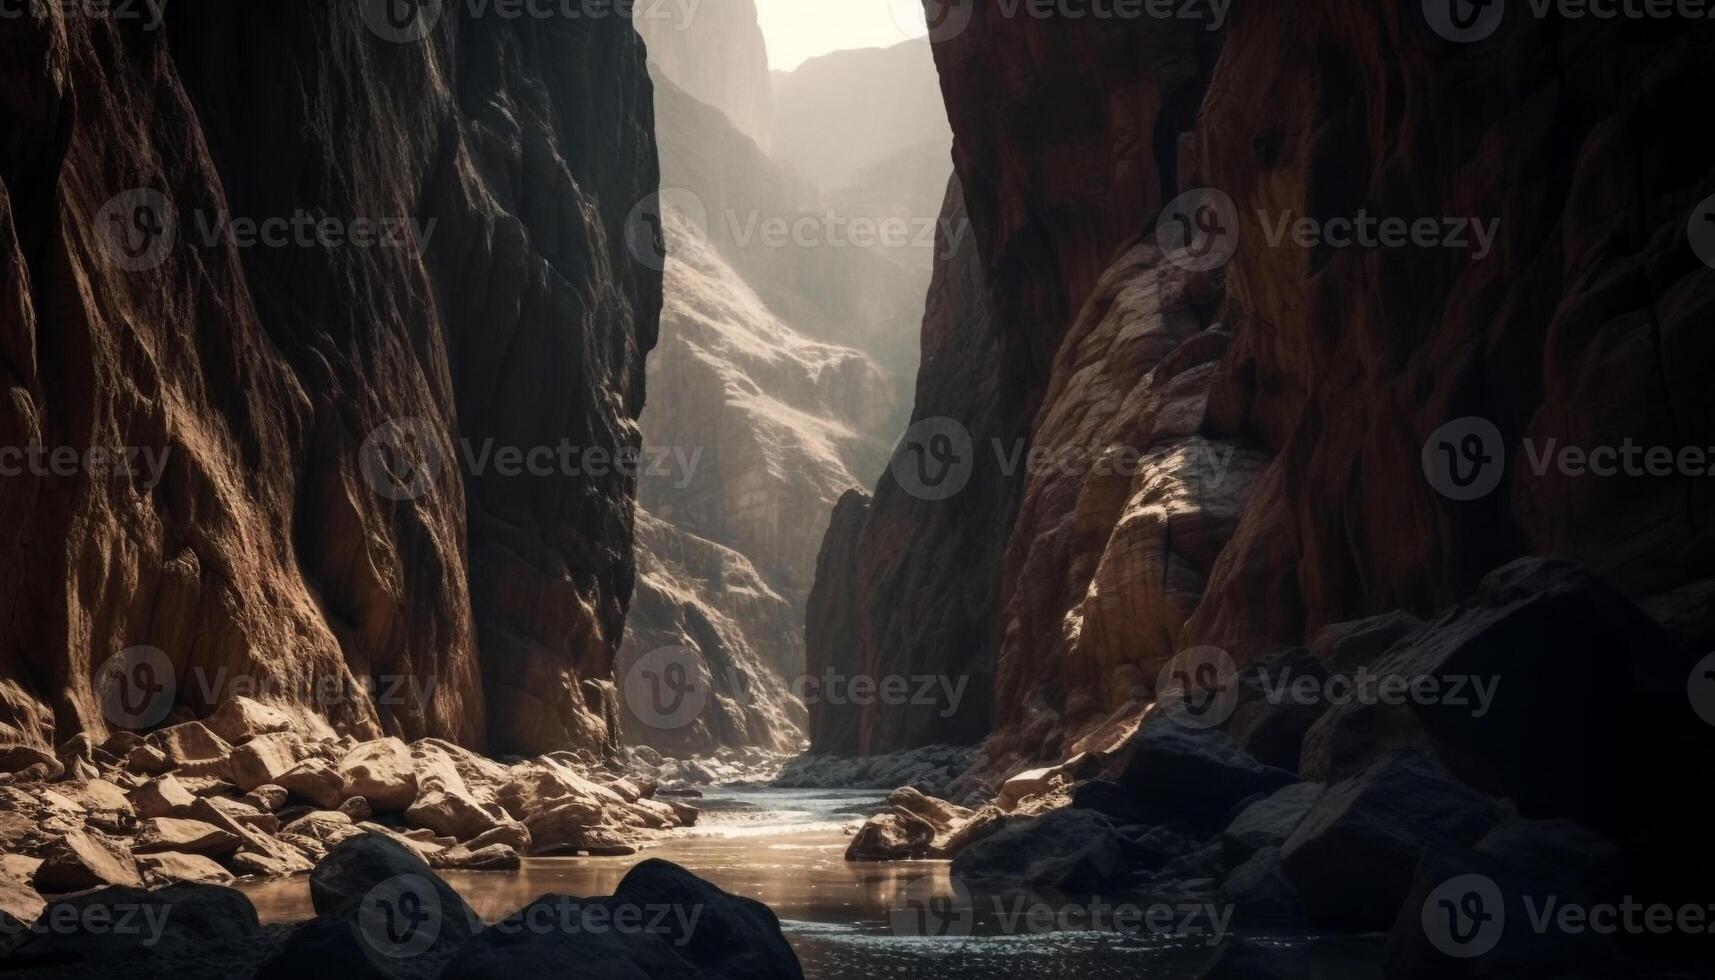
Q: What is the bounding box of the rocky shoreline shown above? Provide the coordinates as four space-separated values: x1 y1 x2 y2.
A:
2 700 702 940
3 834 801 978
839 559 1709 977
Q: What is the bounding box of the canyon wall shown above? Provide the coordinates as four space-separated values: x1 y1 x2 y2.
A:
0 2 661 757
806 3 1715 769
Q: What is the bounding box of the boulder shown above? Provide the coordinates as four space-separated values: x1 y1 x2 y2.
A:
0 868 44 956
338 796 373 822
844 808 937 862
530 826 637 857
252 836 480 977
950 808 1131 892
1383 818 1625 979
241 784 289 813
430 844 521 872
465 822 531 853
2 884 260 971
134 817 243 857
1221 782 1324 867
1121 718 1296 828
147 723 234 779
126 743 171 775
408 786 512 842
440 859 803 979
1281 752 1500 929
936 804 1014 858
228 732 303 792
186 797 314 877
204 697 294 745
137 852 237 887
885 786 973 831
338 737 419 812
274 758 346 809
1219 847 1305 924
32 831 143 892
0 745 62 781
1310 611 1426 670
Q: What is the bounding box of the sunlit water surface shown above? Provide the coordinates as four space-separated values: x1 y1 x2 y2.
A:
236 787 1375 979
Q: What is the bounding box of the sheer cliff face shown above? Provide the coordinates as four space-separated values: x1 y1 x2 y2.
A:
635 0 772 150
806 4 1714 765
0 4 660 756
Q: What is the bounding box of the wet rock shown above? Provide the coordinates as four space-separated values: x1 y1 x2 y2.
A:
441 859 803 979
464 822 531 854
134 817 243 857
1282 753 1500 930
950 809 1131 891
1219 847 1305 925
844 808 937 862
430 844 520 872
531 826 638 858
1221 782 1324 868
338 738 419 813
1384 819 1626 978
3 884 261 972
32 831 142 892
1121 718 1296 828
937 805 1014 858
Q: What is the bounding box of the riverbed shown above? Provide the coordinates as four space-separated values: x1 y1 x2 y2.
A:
236 787 1372 978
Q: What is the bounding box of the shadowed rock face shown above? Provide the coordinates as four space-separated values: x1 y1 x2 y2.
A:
803 176 1012 755
806 3 1715 766
0 3 660 756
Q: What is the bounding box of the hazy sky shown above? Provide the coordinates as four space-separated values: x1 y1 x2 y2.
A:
753 0 929 71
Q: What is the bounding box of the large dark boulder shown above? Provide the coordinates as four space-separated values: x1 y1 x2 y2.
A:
1 884 260 975
1121 717 1296 828
1384 819 1626 978
1281 752 1501 930
1221 782 1324 868
440 859 802 979
256 835 480 980
950 809 1139 893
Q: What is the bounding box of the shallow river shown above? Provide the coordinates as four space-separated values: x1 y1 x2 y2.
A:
237 787 1373 978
